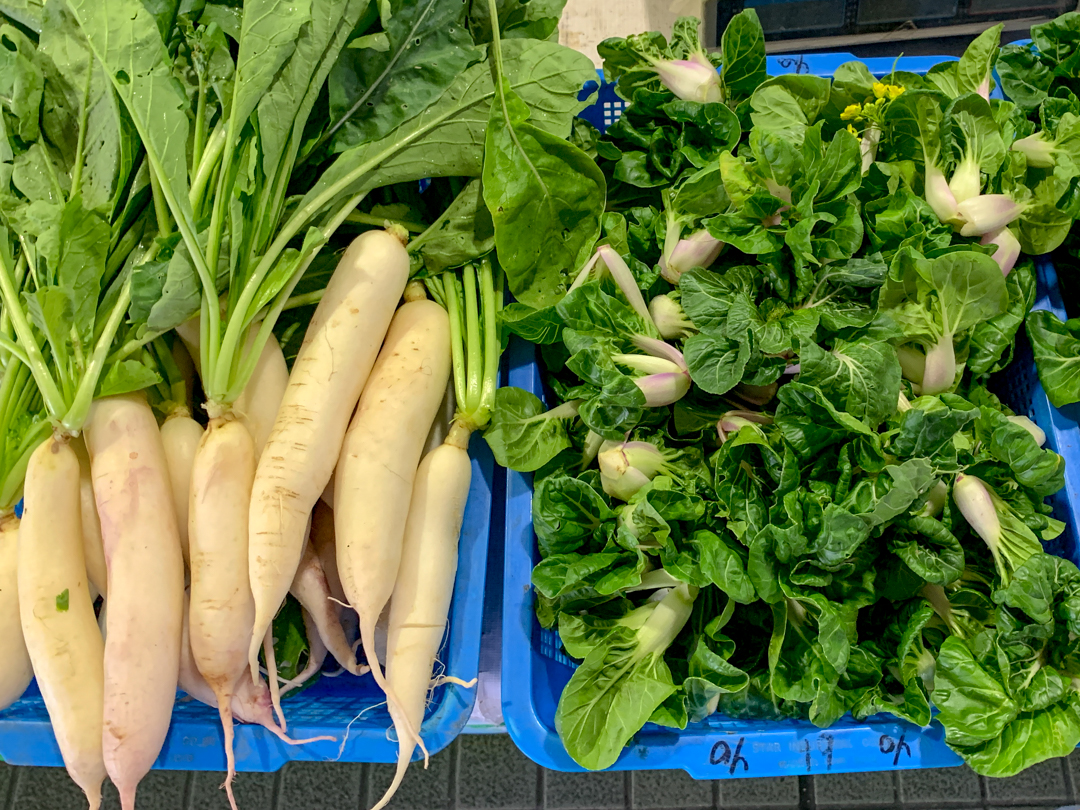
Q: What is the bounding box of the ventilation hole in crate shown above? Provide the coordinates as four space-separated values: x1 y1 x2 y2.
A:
603 99 626 127
539 628 578 668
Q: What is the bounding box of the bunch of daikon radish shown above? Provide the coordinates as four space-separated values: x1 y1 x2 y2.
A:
0 228 499 810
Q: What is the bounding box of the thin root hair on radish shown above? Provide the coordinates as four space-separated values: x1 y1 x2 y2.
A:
332 701 387 761
431 675 478 689
264 723 337 746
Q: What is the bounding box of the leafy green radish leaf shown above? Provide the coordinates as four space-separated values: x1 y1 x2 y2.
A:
468 0 567 44
97 360 162 398
0 24 43 143
253 0 371 244
24 287 72 375
230 0 311 140
68 0 194 228
38 1 142 217
482 76 606 308
269 594 318 696
0 0 44 33
327 0 479 153
37 197 108 341
295 39 596 227
409 179 495 275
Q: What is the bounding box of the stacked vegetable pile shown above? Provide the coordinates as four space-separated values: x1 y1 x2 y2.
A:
0 0 601 808
487 12 1080 779
993 13 1080 405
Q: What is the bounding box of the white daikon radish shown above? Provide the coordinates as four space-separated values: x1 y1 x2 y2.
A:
160 407 204 568
372 437 472 810
247 230 408 682
71 437 106 599
0 511 32 711
85 394 184 810
188 416 256 810
19 437 106 810
335 295 450 756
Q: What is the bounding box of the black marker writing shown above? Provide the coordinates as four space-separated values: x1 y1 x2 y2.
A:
710 738 749 774
879 732 912 765
775 56 810 75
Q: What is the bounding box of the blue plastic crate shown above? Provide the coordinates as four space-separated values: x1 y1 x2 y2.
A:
0 436 494 771
501 57 1079 777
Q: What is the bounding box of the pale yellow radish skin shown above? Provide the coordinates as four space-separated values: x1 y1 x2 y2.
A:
334 297 451 754
160 408 204 568
374 438 472 810
290 539 357 674
0 513 32 711
309 500 359 651
72 437 107 599
85 394 184 810
310 499 346 605
19 437 106 810
248 229 409 680
233 330 288 458
319 474 335 510
188 416 256 810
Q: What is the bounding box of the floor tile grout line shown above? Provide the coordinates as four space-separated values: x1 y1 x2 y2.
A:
711 775 720 810
181 770 195 810
1063 755 1077 805
270 764 284 810
623 770 633 810
537 763 546 810
800 774 816 810
358 762 370 810
3 765 18 810
449 739 461 810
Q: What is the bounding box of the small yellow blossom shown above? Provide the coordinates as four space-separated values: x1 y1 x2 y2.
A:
841 103 862 121
846 123 859 137
872 82 905 100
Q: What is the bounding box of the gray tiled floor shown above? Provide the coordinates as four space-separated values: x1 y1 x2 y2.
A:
3 736 1080 809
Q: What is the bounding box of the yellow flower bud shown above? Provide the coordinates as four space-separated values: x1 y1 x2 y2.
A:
841 103 862 121
846 123 859 136
887 84 905 100
873 82 888 99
